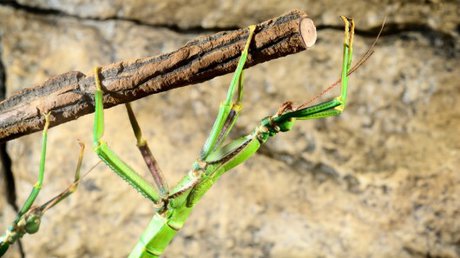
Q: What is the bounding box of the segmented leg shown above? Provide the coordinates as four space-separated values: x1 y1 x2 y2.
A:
200 25 256 160
168 25 257 197
16 112 51 220
285 16 354 121
93 67 161 204
125 103 169 197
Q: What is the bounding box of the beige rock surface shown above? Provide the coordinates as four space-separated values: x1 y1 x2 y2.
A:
1 1 459 258
13 0 459 33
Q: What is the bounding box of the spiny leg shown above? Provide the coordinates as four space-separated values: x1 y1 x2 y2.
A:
93 67 161 204
200 25 256 160
276 16 354 123
168 26 257 197
125 103 169 197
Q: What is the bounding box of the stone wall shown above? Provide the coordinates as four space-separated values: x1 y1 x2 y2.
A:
0 1 459 257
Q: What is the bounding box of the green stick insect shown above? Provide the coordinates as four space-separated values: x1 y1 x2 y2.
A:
0 15 378 257
0 113 86 256
92 16 364 257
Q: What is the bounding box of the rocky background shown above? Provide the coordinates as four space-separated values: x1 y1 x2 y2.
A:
0 1 459 258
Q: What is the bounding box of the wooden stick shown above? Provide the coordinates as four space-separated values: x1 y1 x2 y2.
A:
0 9 316 143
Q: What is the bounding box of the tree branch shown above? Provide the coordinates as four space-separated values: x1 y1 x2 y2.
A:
0 9 316 143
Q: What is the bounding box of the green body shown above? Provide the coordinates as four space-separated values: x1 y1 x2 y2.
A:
91 17 355 257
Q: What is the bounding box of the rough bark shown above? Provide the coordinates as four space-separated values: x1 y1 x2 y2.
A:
0 9 316 143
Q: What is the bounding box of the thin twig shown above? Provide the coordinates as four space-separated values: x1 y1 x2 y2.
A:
0 9 317 143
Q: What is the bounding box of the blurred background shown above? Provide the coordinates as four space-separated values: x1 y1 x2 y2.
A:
0 1 459 257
